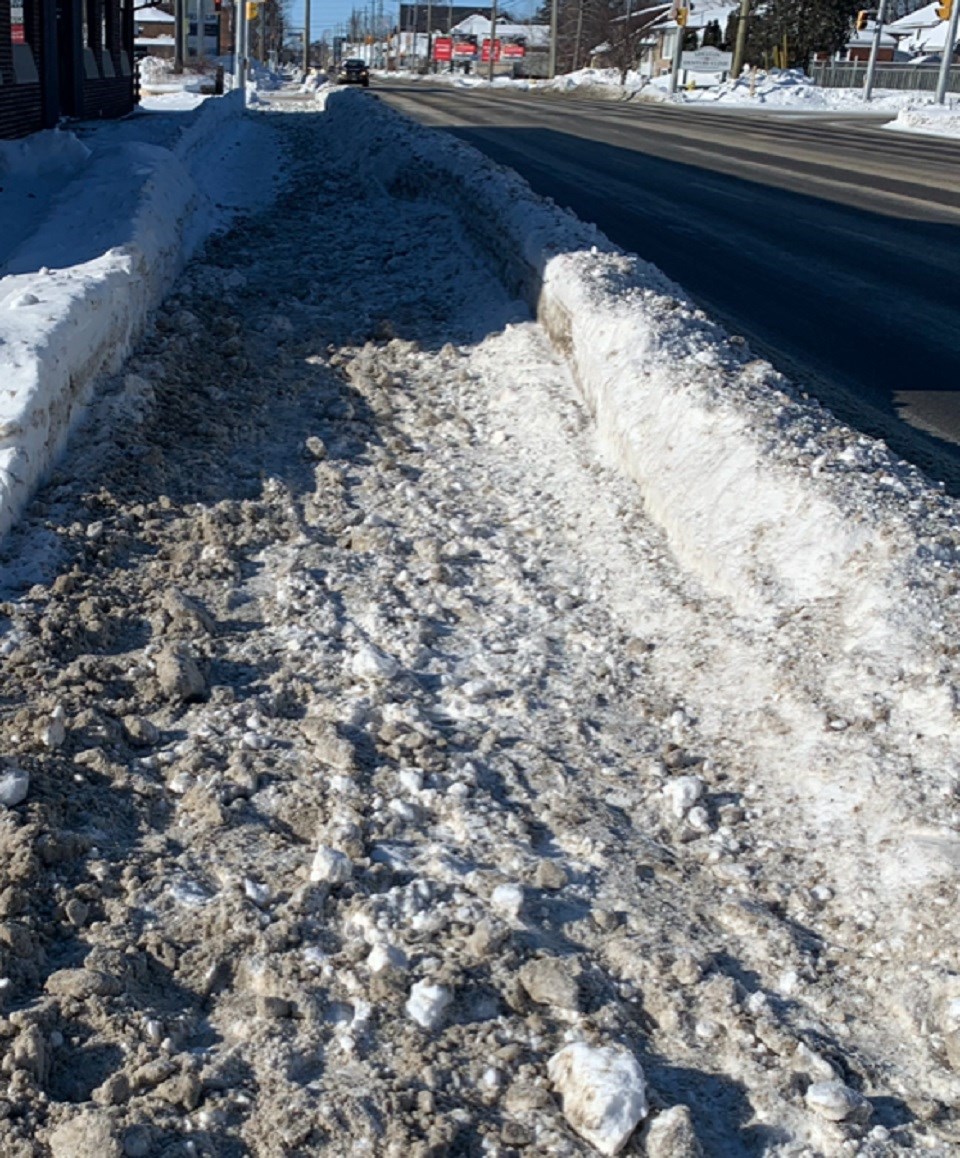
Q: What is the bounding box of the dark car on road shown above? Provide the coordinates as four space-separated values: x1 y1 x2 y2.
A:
337 59 370 87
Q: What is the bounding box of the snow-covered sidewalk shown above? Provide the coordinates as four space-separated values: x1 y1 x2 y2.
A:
0 87 959 1155
0 92 280 541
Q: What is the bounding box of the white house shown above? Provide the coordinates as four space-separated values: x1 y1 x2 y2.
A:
449 14 550 49
886 3 956 57
134 4 176 57
642 2 738 77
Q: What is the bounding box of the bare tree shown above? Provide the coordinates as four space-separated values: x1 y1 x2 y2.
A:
605 0 660 82
539 0 658 77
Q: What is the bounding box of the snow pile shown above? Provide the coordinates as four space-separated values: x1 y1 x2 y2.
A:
671 67 959 121
0 92 274 539
404 66 650 97
0 129 91 179
298 69 329 92
136 54 174 85
247 60 285 92
317 86 960 755
137 55 213 95
0 130 93 268
671 66 829 104
541 66 649 96
411 63 960 134
889 98 960 138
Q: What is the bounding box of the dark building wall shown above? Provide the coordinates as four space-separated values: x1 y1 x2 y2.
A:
0 0 134 138
0 0 44 137
80 0 134 118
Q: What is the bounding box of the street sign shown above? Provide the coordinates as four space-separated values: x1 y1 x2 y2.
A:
681 47 733 71
433 37 453 61
481 38 501 62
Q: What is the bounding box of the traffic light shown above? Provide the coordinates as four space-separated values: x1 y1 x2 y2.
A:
935 0 952 18
855 10 869 31
675 7 688 26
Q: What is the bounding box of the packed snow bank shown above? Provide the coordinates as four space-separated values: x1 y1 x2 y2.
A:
670 68 960 121
408 65 960 132
0 91 271 539
889 99 960 138
0 131 93 267
318 87 960 745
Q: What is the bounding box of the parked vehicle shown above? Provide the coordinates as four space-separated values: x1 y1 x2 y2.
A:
337 59 370 87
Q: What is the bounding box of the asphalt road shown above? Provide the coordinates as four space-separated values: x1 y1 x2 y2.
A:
374 82 960 492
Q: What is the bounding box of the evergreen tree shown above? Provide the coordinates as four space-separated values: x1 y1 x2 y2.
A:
722 12 738 52
702 20 722 48
739 0 861 71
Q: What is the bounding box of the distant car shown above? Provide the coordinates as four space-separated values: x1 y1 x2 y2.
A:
337 59 370 87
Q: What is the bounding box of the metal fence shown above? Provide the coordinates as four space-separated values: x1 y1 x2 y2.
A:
810 62 960 93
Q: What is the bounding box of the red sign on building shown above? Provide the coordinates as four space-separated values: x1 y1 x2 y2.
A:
453 41 477 57
433 37 453 61
11 3 25 42
480 38 501 62
501 43 525 57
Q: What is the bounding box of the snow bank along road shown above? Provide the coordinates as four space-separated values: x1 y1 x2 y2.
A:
377 80 960 495
0 88 960 1156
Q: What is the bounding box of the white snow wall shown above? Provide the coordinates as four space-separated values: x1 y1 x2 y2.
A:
0 91 244 541
319 87 960 737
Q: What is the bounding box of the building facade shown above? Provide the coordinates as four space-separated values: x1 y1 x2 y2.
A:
1 0 136 139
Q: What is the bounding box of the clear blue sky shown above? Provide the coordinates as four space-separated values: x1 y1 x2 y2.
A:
284 0 396 39
285 0 540 38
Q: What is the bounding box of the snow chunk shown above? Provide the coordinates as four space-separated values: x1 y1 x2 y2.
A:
664 775 704 818
350 644 400 681
309 845 353 884
368 943 409 973
243 879 272 907
0 765 29 807
41 704 67 749
548 1042 648 1155
491 882 524 920
805 1080 871 1123
406 981 452 1030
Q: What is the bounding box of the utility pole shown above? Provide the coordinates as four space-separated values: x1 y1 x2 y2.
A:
235 0 246 95
863 0 888 101
731 0 750 78
426 0 432 71
573 0 583 71
623 0 632 80
487 0 497 81
669 11 684 93
174 0 185 71
548 0 558 77
304 0 311 70
936 0 960 103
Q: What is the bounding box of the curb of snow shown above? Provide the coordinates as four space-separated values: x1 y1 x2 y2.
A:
319 87 960 741
0 91 244 540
